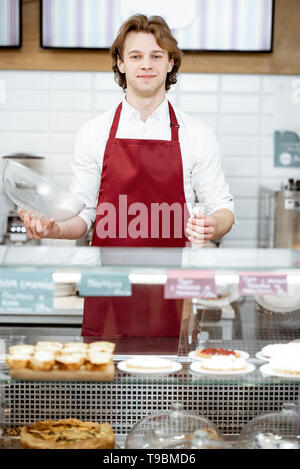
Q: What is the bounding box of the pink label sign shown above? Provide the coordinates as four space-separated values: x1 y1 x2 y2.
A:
238 272 288 296
164 270 217 299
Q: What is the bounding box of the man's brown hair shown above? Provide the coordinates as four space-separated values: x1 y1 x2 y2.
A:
110 14 182 91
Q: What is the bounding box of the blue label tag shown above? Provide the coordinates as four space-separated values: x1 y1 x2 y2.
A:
274 131 300 167
79 270 132 297
0 269 54 314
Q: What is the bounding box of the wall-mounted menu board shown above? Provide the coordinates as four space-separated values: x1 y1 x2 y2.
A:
0 0 21 48
41 0 274 52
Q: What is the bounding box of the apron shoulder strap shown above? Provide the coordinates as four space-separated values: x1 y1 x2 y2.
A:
109 103 123 139
168 101 180 142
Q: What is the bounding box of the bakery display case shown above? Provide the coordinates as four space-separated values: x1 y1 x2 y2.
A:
0 246 299 449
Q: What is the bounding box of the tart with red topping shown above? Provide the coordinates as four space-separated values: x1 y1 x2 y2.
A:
195 348 241 359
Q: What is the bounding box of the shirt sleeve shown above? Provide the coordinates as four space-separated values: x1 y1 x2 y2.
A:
191 125 235 218
69 122 101 233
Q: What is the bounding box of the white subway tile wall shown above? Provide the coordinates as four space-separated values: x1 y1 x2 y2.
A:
0 70 299 247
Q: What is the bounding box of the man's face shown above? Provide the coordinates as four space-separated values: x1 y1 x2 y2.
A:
117 31 174 97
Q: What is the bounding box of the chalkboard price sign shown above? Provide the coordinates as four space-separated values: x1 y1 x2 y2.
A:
0 269 54 313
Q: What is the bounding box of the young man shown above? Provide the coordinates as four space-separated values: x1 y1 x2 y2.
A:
20 15 234 338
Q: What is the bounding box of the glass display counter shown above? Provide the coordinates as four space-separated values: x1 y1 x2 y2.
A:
0 246 299 446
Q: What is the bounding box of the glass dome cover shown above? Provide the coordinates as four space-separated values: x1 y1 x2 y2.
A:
238 403 300 449
125 402 222 449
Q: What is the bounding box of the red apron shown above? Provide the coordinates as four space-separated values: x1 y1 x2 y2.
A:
82 101 189 338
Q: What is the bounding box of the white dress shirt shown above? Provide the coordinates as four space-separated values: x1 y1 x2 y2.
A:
70 97 234 232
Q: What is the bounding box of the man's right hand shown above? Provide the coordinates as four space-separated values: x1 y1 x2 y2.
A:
19 209 61 240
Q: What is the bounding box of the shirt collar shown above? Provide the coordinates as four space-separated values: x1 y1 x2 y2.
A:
122 96 169 123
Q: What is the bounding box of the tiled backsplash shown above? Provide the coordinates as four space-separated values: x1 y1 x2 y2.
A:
0 70 299 247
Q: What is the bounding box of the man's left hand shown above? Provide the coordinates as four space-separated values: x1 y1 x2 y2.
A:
185 213 217 245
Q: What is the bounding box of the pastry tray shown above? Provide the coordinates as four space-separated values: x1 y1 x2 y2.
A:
10 363 115 382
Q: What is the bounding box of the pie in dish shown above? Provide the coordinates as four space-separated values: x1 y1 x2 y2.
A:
20 418 115 449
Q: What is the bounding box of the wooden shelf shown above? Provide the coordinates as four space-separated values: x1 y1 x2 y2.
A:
0 0 300 74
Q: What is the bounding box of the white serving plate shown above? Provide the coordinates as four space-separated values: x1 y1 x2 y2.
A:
260 363 300 380
255 351 270 362
117 358 182 377
190 361 255 377
189 349 249 361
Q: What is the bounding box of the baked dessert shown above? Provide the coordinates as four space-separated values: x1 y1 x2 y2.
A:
88 341 116 353
62 342 88 353
269 355 300 375
85 351 112 371
195 348 240 359
20 418 115 449
6 353 31 370
8 344 35 355
125 356 173 371
35 341 64 352
1 426 21 437
201 355 248 372
30 351 56 371
87 351 111 364
55 352 86 371
260 342 300 359
6 340 116 381
260 343 287 359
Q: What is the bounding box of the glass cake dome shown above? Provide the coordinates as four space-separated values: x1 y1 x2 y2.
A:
237 403 300 449
125 402 223 449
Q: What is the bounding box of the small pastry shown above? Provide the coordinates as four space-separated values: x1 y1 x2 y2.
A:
88 341 116 353
6 353 31 370
85 351 112 371
62 343 88 353
30 351 56 371
87 351 112 364
56 352 86 371
35 341 63 352
8 345 35 355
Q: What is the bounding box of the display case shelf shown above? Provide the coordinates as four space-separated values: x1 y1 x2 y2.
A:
0 246 299 442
